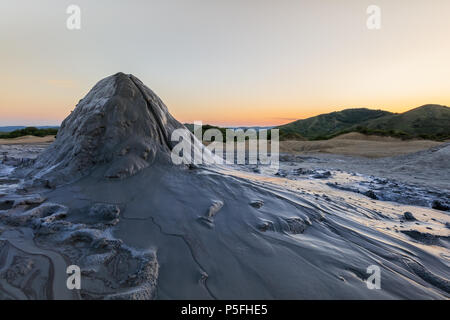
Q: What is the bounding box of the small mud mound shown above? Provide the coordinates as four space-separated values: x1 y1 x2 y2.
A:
197 200 224 228
257 216 312 235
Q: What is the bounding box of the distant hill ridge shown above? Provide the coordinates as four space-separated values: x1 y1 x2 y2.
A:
277 104 450 141
0 126 59 139
277 108 392 140
0 126 59 133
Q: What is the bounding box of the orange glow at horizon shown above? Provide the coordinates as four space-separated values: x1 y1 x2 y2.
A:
1 88 449 127
1 61 449 127
1 1 450 127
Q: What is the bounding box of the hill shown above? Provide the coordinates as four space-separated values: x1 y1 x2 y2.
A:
0 126 58 133
361 104 450 140
278 108 392 140
0 126 27 132
277 105 450 141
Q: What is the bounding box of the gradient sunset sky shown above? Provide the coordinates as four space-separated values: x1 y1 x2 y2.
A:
1 0 450 126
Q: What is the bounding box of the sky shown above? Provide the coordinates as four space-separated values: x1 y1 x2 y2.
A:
1 0 450 127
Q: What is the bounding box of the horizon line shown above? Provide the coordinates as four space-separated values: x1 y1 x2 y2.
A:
1 103 448 128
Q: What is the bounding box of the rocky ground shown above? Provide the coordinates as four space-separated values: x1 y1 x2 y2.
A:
1 139 448 299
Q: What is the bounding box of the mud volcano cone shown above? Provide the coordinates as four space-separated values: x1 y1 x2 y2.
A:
29 73 202 186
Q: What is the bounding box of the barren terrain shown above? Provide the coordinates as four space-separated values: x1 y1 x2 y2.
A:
279 133 445 158
0 135 55 145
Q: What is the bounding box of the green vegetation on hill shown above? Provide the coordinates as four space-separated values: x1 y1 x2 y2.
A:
0 127 58 139
278 131 305 141
277 105 450 141
361 105 450 140
277 108 393 140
